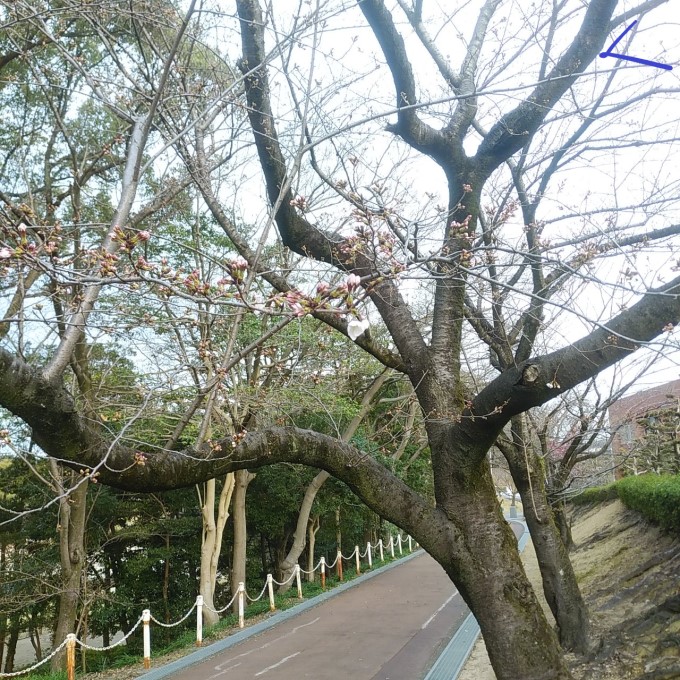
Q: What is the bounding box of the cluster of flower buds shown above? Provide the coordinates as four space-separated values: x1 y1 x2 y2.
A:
227 255 248 284
184 269 211 296
450 214 472 239
284 289 310 317
346 273 362 292
108 225 151 252
0 429 10 445
134 452 147 466
135 255 154 271
98 250 120 276
290 195 309 211
197 338 213 361
231 430 248 448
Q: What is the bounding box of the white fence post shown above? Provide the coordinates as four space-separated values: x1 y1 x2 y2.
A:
367 541 372 568
267 573 275 611
337 548 343 581
355 545 360 575
238 582 245 628
196 595 203 647
390 536 395 558
408 535 413 552
142 609 151 669
320 556 326 589
397 534 403 555
379 538 384 561
295 564 303 599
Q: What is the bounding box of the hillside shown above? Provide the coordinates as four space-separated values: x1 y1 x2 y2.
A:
460 500 680 680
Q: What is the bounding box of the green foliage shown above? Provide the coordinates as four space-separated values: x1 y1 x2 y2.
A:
616 474 680 532
571 482 619 505
571 474 680 532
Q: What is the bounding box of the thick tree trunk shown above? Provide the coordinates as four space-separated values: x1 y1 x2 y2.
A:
503 438 590 654
429 450 574 680
231 469 254 613
51 466 88 670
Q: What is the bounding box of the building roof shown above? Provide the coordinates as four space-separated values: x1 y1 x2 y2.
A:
608 378 680 425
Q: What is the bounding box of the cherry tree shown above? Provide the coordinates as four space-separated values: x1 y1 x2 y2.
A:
2 1 680 678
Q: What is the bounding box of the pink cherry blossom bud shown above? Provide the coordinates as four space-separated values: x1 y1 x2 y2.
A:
316 282 330 295
0 247 12 259
230 255 248 271
137 230 151 241
346 273 361 291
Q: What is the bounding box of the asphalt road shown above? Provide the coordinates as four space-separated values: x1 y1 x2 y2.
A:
166 552 468 680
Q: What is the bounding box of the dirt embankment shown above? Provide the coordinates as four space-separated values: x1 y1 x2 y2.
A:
459 500 680 680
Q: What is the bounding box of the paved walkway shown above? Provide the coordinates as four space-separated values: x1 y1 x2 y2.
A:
165 553 467 680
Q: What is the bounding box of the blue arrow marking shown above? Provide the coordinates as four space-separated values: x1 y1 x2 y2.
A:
600 20 672 71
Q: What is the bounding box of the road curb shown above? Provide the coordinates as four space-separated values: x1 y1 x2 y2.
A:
423 518 529 680
137 549 424 679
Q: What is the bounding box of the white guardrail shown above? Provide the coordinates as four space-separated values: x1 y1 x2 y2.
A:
0 534 415 680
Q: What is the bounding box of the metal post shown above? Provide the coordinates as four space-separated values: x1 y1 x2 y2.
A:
337 548 343 581
320 557 326 590
295 564 303 599
66 634 76 680
238 582 245 628
142 609 151 669
379 538 384 561
367 542 372 568
196 595 203 647
267 573 275 611
397 534 402 555
355 545 360 575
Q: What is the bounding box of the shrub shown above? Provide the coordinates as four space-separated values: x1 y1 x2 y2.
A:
570 474 680 532
572 483 618 505
616 473 680 532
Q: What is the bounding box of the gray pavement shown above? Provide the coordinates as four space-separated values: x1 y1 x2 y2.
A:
163 553 467 680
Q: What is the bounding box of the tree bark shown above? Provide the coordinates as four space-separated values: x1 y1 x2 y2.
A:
3 613 19 673
500 429 590 654
429 443 574 680
307 516 320 582
198 474 235 626
50 464 88 670
552 499 574 551
231 469 255 613
277 471 329 592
